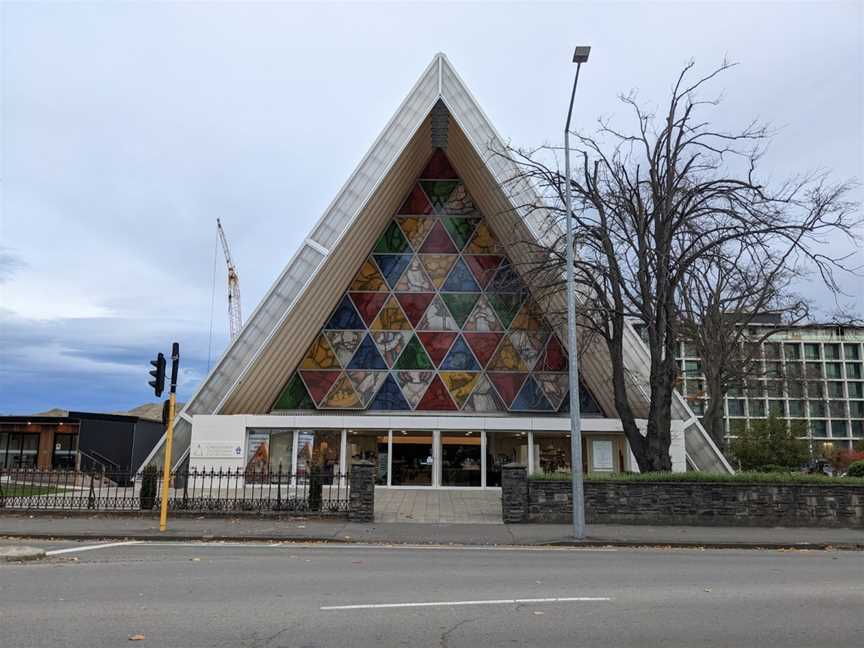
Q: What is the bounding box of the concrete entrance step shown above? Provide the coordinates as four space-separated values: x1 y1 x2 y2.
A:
374 488 502 524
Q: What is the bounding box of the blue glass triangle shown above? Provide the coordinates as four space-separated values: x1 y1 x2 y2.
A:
511 376 553 412
439 336 480 371
487 261 524 293
347 334 388 370
373 254 413 288
442 257 480 292
559 382 604 414
325 295 365 330
367 373 411 411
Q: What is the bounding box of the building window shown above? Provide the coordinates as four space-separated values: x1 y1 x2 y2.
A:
827 382 845 398
848 401 864 418
727 399 746 417
851 421 863 437
846 363 863 380
804 344 820 360
787 400 805 417
825 363 843 379
849 382 864 399
52 433 78 469
844 344 860 360
811 420 828 438
831 420 848 438
805 363 823 379
823 344 841 360
748 399 766 417
807 381 825 398
533 433 572 474
347 431 388 485
441 433 482 486
486 432 528 486
0 432 40 468
390 432 433 486
809 401 826 418
768 400 786 417
829 400 847 418
295 430 341 480
784 344 801 360
764 343 781 359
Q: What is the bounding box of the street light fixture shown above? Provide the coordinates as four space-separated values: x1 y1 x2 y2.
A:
564 45 590 539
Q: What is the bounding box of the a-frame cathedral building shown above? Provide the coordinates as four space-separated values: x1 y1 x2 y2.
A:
141 54 731 487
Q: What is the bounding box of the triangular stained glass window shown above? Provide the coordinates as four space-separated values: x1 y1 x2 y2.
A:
367 374 411 411
349 292 388 327
442 258 480 293
441 292 480 328
419 254 458 288
420 180 460 212
465 222 503 254
416 331 458 367
373 254 413 288
488 372 528 407
394 256 435 292
416 295 458 331
487 293 524 329
419 221 458 254
324 330 365 368
395 370 435 408
325 295 366 330
462 332 503 368
273 373 315 410
442 183 477 216
440 372 480 409
416 374 458 411
349 259 388 291
373 221 410 254
535 373 568 410
511 376 553 412
321 372 363 409
462 374 506 413
397 217 435 251
442 217 481 250
299 370 342 405
347 370 389 407
395 292 435 328
463 295 502 332
541 335 568 371
464 255 503 289
421 148 459 179
394 334 434 370
370 295 412 331
347 334 388 370
300 334 339 370
398 184 433 215
440 336 480 371
370 330 413 368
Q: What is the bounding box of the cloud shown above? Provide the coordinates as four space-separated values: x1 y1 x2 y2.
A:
0 248 26 283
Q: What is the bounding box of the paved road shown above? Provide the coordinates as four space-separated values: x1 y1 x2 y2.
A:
1 541 861 647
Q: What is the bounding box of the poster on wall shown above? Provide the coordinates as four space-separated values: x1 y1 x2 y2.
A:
296 432 314 475
246 432 270 472
591 439 614 471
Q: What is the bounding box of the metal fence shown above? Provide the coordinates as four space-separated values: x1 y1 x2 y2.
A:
0 466 349 515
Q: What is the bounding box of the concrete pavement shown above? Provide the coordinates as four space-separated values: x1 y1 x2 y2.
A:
1 514 862 549
1 541 861 647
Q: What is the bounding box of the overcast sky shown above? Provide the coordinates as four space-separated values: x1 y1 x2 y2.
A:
1 1 861 414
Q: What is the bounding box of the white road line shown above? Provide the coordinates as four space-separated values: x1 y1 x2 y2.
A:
321 596 612 611
45 541 143 556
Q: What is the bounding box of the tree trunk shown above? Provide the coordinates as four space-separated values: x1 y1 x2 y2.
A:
702 369 727 450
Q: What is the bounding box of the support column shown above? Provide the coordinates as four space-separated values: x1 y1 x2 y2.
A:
501 463 528 523
348 460 375 523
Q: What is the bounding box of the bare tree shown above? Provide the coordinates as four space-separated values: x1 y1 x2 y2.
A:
499 60 860 472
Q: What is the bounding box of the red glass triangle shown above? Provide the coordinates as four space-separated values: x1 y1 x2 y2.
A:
542 335 568 371
299 370 341 404
488 372 528 406
395 292 435 327
349 292 388 327
463 332 503 368
417 331 458 366
464 255 503 288
419 220 458 254
416 374 458 411
421 148 459 179
398 184 433 215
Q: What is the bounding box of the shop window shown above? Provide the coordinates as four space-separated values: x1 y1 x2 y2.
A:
441 433 481 486
245 429 295 480
52 433 78 469
295 430 341 480
486 432 528 487
533 433 572 475
347 431 388 485
1 433 40 468
390 432 433 486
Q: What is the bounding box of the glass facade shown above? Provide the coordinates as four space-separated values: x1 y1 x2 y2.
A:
1 432 40 468
441 434 481 486
271 148 603 416
390 432 434 486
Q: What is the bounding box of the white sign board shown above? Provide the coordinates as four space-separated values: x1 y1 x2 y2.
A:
191 442 243 459
591 440 614 471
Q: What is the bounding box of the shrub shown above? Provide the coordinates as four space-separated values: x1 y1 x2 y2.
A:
140 465 159 510
847 461 864 478
830 449 864 472
729 416 809 471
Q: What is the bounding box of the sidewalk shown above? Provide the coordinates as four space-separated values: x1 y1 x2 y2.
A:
1 514 861 549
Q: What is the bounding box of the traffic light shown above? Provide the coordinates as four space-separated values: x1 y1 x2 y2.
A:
149 353 166 397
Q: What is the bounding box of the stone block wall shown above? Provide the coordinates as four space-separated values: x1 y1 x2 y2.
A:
501 467 864 528
348 461 375 523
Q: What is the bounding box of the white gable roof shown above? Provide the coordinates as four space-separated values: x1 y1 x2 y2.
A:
140 54 731 474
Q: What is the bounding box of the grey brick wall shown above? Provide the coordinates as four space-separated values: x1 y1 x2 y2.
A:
348 461 375 523
502 468 864 528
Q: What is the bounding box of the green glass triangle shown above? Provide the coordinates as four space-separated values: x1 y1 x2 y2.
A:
488 293 523 329
273 373 315 410
394 334 434 370
420 180 459 211
441 292 480 328
442 217 480 250
373 221 410 254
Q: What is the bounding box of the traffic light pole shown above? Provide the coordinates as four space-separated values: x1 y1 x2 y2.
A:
159 343 180 532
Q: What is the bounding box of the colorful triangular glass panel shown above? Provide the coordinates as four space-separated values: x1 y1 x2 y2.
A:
462 374 506 413
465 222 503 254
440 335 480 371
419 220 458 254
509 330 549 371
419 253 458 288
511 301 548 331
442 258 481 293
349 259 388 291
535 373 569 410
397 217 435 250
488 372 527 407
394 334 434 370
370 295 412 331
463 295 503 332
442 217 481 250
462 332 503 368
488 261 525 293
273 373 315 410
395 292 435 328
398 184 433 215
393 256 435 292
325 295 366 330
487 293 524 329
441 292 480 328
373 254 413 288
416 331 458 367
320 372 363 409
487 336 527 371
541 335 568 371
416 374 458 411
442 183 477 216
347 370 389 407
324 330 365 368
300 334 339 369
370 330 412 368
395 370 435 408
367 373 411 411
299 370 341 405
420 180 460 212
373 220 410 254
510 376 553 412
464 255 503 288
416 295 458 331
421 148 459 179
347 334 388 370
440 372 480 409
349 292 388 327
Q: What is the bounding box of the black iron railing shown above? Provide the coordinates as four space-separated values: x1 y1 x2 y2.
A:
0 466 349 515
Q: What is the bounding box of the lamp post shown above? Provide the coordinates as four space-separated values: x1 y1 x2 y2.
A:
564 45 590 539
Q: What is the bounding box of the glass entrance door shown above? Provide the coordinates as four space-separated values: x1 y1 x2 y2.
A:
390 432 433 486
441 433 481 486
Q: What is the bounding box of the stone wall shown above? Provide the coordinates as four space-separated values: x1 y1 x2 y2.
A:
501 465 864 528
348 461 375 523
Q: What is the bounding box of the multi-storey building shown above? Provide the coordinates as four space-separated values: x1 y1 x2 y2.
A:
671 319 864 453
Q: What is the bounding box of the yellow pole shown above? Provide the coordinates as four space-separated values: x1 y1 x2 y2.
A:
159 393 176 532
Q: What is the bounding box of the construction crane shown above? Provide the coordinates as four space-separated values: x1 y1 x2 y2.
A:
217 218 242 340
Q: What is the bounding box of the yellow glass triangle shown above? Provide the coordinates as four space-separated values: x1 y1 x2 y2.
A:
370 295 412 330
349 259 388 291
299 334 339 369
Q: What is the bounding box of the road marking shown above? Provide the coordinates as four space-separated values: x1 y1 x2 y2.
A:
46 541 143 556
321 596 612 611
